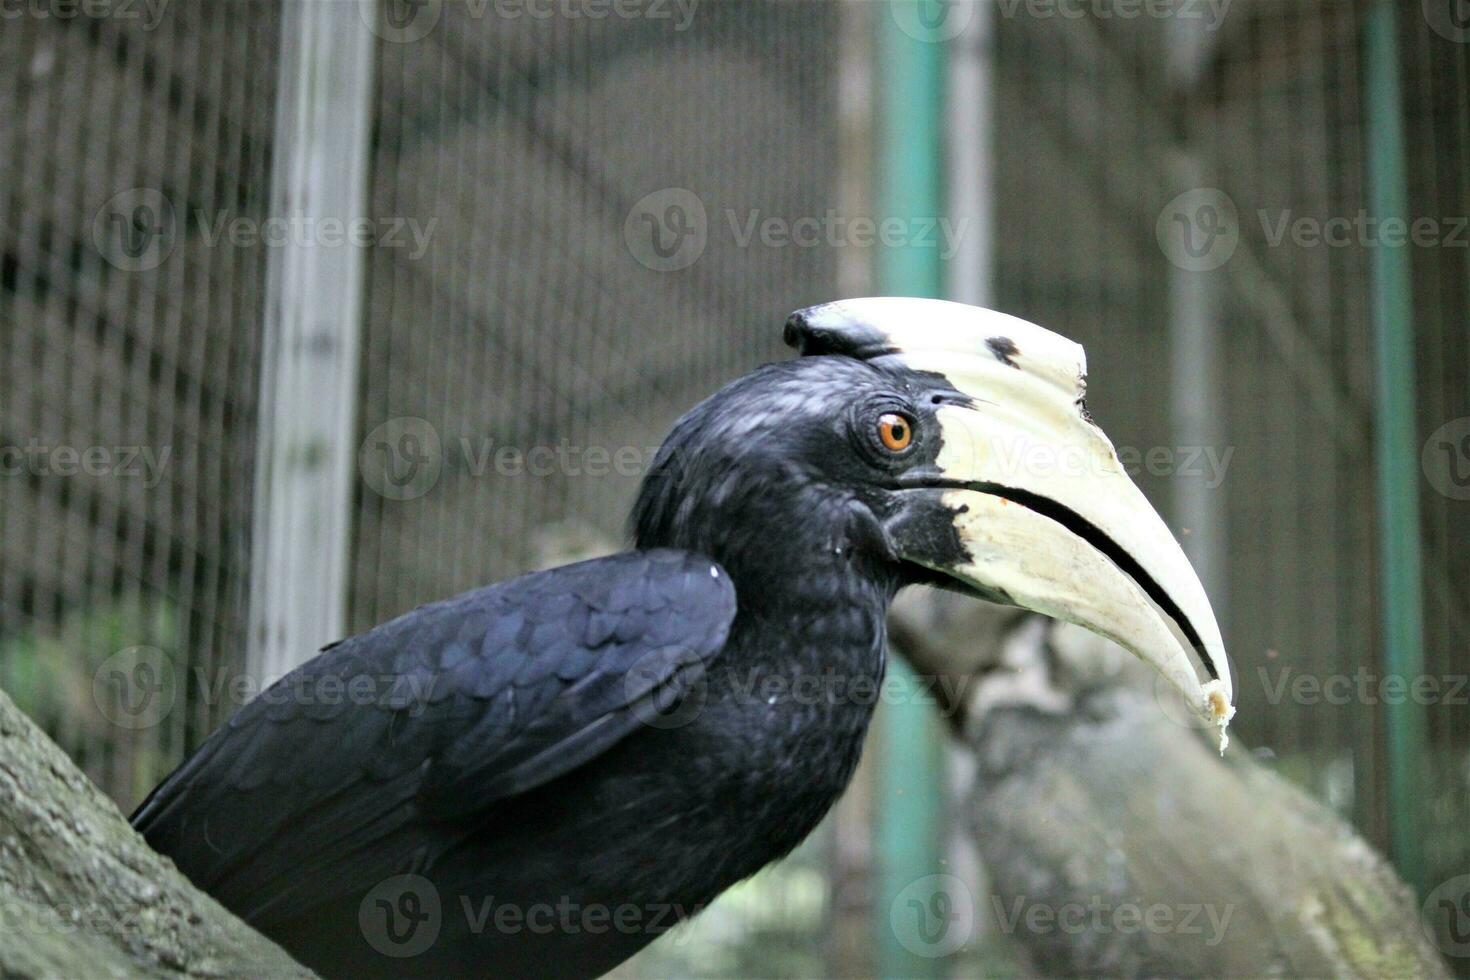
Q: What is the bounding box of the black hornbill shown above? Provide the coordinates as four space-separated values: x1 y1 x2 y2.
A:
132 298 1233 978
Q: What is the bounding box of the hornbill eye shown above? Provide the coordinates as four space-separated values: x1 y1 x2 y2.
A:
877 413 913 453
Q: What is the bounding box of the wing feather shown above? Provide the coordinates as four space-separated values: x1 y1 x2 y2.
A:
130 549 735 927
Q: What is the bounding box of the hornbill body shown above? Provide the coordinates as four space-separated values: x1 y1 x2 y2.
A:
133 299 1233 978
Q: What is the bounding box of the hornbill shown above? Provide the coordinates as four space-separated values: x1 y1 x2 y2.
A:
132 298 1234 978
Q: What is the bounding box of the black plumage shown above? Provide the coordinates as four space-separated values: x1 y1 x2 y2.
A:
133 355 962 978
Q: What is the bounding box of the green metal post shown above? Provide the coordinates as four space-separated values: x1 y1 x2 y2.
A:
1364 0 1428 898
874 3 949 977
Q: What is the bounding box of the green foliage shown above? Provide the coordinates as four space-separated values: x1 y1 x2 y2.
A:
0 595 184 804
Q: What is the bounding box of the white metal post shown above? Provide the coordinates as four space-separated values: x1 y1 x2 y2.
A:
248 0 377 682
1166 24 1228 615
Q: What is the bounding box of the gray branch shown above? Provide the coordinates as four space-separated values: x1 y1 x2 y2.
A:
0 687 312 979
891 591 1448 978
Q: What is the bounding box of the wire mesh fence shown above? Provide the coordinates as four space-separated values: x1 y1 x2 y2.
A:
991 0 1469 907
0 1 281 806
0 0 1467 975
350 0 844 631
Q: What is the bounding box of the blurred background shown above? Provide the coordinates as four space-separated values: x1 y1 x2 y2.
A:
0 0 1467 975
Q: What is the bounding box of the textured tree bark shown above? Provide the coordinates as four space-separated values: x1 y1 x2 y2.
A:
891 592 1449 979
0 687 312 979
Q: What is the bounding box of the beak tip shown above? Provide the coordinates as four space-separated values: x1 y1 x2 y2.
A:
1203 678 1235 755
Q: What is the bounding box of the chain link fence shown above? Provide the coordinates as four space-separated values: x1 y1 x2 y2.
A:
0 1 281 805
991 0 1469 951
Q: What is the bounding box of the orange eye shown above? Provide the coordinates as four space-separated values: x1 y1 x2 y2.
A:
877 413 913 452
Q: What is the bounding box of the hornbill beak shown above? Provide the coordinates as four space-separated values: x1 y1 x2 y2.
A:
787 298 1235 749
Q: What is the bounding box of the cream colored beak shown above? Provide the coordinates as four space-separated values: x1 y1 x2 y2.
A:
788 298 1235 750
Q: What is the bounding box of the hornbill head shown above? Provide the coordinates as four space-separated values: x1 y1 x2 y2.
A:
634 297 1234 743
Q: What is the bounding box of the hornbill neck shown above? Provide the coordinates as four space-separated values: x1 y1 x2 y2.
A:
695 542 893 870
693 488 898 740
631 461 900 697
628 471 899 892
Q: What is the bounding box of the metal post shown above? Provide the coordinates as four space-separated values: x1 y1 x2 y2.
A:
1166 155 1227 612
1164 18 1229 612
874 3 948 977
1364 0 1428 898
946 2 994 310
248 1 377 682
941 0 995 955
